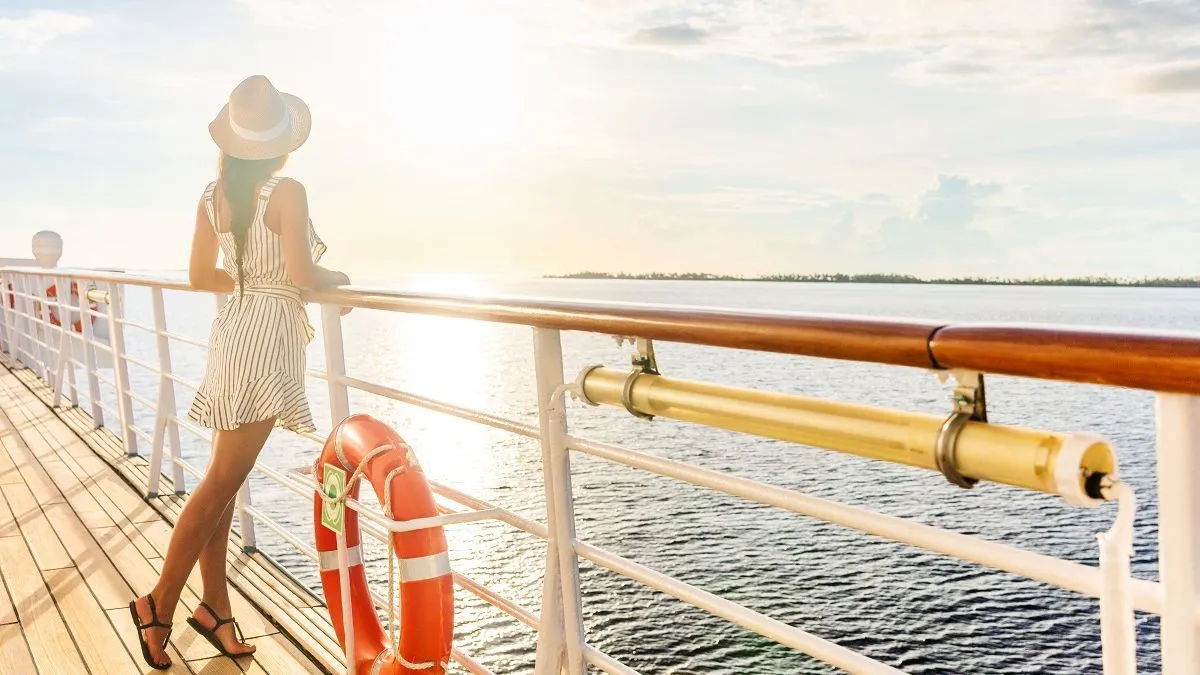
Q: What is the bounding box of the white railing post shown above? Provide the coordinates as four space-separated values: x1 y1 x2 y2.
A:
148 287 183 497
20 275 41 373
32 274 51 380
1156 393 1200 675
532 328 585 675
0 274 10 358
236 479 257 553
38 273 56 383
16 274 43 372
11 275 29 369
105 282 138 456
321 304 350 424
62 278 79 406
51 275 78 409
76 282 104 428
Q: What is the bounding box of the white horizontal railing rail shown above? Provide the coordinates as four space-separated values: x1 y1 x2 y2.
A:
0 266 1193 675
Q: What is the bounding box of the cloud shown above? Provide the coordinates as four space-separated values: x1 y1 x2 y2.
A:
628 22 712 46
1134 63 1200 93
29 116 90 135
547 0 1200 101
642 187 840 214
0 10 91 57
913 175 1001 231
861 175 1002 273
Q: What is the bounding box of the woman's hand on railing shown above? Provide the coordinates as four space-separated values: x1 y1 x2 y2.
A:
315 268 353 315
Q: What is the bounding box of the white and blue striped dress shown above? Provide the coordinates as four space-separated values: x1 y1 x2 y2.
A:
187 177 325 433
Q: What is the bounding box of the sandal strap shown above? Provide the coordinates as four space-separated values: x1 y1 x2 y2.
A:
198 602 237 628
135 595 173 630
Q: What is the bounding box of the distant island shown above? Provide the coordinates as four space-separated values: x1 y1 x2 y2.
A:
549 272 1200 288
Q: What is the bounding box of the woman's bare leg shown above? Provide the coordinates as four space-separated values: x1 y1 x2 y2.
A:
133 418 275 665
192 499 255 655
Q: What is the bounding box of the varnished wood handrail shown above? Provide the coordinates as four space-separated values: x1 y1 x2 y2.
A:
305 288 943 369
929 325 1200 395
5 267 1200 394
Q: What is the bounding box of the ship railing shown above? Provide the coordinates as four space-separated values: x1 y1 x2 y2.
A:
1 266 1199 675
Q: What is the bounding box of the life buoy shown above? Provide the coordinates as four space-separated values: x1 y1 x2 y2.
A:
313 414 454 674
42 281 98 333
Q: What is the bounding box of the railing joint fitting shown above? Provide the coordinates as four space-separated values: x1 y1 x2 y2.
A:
934 370 987 489
612 337 659 421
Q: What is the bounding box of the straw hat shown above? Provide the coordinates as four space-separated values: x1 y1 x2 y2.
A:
208 75 311 160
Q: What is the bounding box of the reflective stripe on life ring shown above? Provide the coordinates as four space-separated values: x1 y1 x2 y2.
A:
42 281 98 333
313 414 454 674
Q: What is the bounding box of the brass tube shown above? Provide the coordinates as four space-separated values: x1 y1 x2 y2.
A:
580 367 1114 497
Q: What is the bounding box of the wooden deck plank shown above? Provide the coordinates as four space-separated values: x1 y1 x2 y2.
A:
229 560 343 673
120 516 164 561
1 366 334 675
91 463 162 524
242 633 326 675
188 656 246 674
145 555 280 642
92 524 224 662
0 535 88 673
0 488 17 539
0 430 64 507
0 538 16 626
105 607 196 675
3 391 161 526
1 482 72 571
42 502 133 610
40 452 116 530
44 567 140 674
0 624 36 674
248 552 325 609
0 426 22 485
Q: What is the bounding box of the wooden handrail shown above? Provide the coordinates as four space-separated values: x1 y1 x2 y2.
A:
306 288 943 369
929 325 1200 395
5 267 1200 394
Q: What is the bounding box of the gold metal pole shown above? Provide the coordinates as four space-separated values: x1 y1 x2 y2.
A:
580 367 1114 498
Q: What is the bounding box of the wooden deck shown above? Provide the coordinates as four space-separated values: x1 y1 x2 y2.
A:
0 363 340 675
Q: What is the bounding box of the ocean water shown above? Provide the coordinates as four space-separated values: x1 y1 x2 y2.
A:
97 279 1198 674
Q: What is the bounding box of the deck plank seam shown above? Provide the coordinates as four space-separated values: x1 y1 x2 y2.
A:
1 363 339 675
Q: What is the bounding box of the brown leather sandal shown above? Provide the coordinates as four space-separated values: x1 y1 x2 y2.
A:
186 602 254 658
128 595 173 670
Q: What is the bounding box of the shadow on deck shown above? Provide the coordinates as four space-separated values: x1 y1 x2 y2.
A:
0 362 345 674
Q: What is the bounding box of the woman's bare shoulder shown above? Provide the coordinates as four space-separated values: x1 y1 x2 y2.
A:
273 177 307 199
265 177 309 235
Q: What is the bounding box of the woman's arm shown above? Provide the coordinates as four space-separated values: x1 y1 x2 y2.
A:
188 195 235 292
273 179 349 289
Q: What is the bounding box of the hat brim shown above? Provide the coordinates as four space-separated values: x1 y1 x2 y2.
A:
209 93 311 160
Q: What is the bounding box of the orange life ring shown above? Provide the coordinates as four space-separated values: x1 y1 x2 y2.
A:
313 414 454 674
42 281 98 333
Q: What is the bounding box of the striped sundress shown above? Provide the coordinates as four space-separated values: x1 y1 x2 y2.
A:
187 177 326 433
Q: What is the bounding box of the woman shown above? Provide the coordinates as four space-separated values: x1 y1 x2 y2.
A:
129 75 349 669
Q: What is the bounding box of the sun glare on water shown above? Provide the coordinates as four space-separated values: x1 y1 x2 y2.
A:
363 2 535 163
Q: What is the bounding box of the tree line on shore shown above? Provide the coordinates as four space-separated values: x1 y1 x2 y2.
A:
549 272 1200 287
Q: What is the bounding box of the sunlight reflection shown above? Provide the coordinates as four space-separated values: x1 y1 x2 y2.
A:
363 1 533 163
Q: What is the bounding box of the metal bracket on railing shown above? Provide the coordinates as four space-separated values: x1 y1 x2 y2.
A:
84 284 109 305
612 335 659 375
613 336 659 420
934 370 987 489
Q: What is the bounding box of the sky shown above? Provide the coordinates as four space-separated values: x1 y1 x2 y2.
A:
2 0 1200 279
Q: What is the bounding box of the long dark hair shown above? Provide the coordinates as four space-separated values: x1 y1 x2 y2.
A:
217 152 288 292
